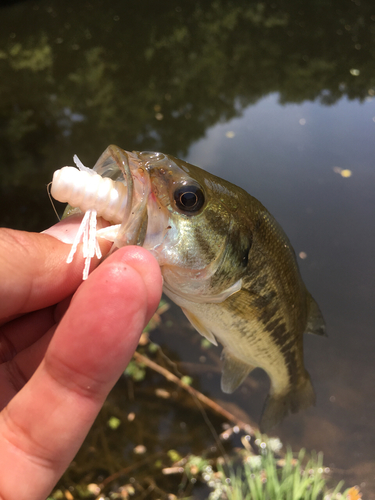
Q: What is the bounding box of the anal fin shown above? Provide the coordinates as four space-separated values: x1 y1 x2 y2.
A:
220 348 255 393
181 307 218 346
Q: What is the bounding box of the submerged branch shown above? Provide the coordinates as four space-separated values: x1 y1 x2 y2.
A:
97 452 164 493
133 351 256 435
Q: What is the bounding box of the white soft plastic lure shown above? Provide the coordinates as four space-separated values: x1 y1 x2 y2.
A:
51 145 151 279
52 157 116 278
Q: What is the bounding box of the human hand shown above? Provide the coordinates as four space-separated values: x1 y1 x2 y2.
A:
0 217 163 500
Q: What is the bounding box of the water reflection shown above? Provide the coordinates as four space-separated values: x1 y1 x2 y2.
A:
1 0 375 193
1 0 374 497
187 94 375 495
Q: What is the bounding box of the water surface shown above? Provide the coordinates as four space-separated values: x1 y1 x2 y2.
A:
187 93 375 492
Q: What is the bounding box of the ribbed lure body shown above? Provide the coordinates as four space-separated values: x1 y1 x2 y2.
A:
51 166 128 224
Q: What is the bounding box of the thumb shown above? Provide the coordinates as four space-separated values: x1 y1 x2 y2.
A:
0 246 162 500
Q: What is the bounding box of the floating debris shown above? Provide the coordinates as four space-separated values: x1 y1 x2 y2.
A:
107 416 121 430
87 484 101 495
341 169 352 177
133 444 147 455
155 388 171 399
333 166 352 177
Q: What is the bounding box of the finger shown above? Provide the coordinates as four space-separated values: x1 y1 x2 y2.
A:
0 246 162 499
0 218 111 321
47 246 163 386
0 307 55 364
113 245 164 325
0 326 54 409
0 287 76 366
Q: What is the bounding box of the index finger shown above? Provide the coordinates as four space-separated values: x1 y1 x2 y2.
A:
0 218 111 322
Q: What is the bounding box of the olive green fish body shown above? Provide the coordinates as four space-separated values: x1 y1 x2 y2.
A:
66 146 325 431
140 153 324 432
159 173 322 431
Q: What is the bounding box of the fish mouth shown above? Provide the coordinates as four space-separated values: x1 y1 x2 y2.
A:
92 146 244 303
92 146 153 248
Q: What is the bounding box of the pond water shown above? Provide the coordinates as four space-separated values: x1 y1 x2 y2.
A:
0 0 374 498
186 93 375 492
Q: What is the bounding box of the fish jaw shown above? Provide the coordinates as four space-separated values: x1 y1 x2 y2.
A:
92 148 174 251
95 147 152 248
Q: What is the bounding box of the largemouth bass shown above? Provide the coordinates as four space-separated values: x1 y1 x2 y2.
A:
51 145 325 432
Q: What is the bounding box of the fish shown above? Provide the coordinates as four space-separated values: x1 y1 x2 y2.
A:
51 145 326 432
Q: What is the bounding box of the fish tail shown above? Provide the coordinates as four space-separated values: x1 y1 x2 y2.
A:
260 372 316 433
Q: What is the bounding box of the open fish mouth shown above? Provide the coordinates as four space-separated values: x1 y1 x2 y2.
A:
92 146 153 250
50 146 174 278
50 146 149 277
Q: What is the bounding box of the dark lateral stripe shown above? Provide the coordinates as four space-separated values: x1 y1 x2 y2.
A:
266 320 286 338
246 273 268 294
252 289 277 309
259 304 279 324
270 329 300 387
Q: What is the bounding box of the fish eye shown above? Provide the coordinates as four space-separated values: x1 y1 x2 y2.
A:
174 184 205 214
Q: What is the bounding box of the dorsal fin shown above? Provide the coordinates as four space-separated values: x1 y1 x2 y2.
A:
305 294 326 337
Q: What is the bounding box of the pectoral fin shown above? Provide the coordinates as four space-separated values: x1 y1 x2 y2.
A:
181 308 218 346
220 348 255 393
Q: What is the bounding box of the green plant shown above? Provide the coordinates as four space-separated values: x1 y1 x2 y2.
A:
195 436 351 500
